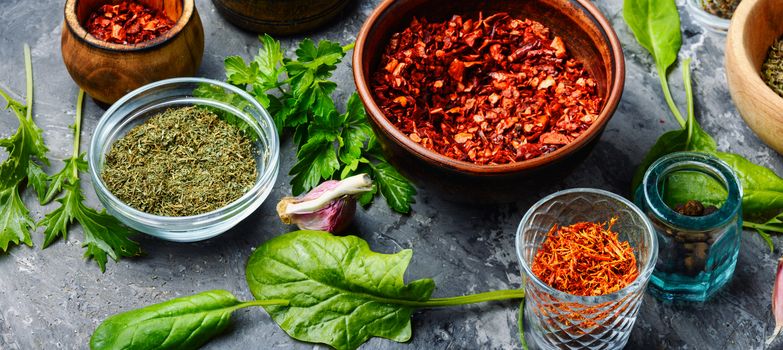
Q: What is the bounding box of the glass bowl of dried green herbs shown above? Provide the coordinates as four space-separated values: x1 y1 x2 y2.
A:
88 77 280 242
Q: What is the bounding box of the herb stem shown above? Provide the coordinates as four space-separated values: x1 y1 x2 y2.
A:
362 289 525 308
72 90 85 166
247 289 525 309
423 289 526 307
682 58 694 147
24 44 32 122
744 221 783 233
657 65 686 128
518 300 528 350
236 299 290 309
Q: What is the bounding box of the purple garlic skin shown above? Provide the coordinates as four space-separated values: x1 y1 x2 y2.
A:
277 174 373 234
286 195 357 233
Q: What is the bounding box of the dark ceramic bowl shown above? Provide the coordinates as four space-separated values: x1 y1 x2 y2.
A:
353 0 624 202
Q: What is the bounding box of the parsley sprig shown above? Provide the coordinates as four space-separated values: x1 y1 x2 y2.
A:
197 35 416 213
38 90 142 272
0 44 49 251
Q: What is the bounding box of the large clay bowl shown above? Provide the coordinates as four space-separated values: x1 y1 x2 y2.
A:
353 0 625 202
62 0 204 104
726 0 783 154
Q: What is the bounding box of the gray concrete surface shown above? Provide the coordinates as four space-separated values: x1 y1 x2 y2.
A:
0 0 781 349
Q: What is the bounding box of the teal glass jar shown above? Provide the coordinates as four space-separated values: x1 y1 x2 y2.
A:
634 152 742 302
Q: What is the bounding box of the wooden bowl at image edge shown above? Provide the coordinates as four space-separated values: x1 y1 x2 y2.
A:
352 0 625 202
61 0 205 105
726 0 783 155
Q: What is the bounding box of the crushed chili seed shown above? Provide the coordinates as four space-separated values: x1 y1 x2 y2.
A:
532 218 638 296
86 1 175 45
371 13 602 165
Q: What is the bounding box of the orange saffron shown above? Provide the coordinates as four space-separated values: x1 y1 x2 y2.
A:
531 218 638 296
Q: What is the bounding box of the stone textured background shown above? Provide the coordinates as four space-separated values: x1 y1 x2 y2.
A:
0 0 781 349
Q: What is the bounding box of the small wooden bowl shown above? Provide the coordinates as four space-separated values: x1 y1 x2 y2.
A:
353 0 625 201
726 0 783 154
62 0 204 104
211 0 352 35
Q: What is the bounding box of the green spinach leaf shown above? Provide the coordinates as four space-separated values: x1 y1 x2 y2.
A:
92 231 524 350
630 121 716 191
715 152 783 217
246 230 436 350
623 0 686 126
661 171 728 208
90 290 288 350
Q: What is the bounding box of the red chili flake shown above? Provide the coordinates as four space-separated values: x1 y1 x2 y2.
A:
371 13 603 165
86 1 175 45
531 218 638 297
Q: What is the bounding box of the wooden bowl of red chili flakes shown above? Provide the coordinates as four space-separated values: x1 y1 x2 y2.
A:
353 0 624 201
62 0 204 104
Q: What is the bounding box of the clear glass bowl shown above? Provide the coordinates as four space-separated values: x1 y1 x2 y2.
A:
88 78 280 242
516 188 657 350
687 0 732 34
635 152 742 302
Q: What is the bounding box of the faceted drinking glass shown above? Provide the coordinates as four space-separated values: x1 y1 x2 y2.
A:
516 188 657 350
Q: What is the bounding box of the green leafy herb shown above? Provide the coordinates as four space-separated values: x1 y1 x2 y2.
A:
195 35 417 214
0 44 48 252
90 290 288 350
38 90 142 271
745 214 783 253
91 230 524 350
623 0 685 126
624 0 783 248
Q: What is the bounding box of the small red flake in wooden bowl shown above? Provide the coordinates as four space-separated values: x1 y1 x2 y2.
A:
86 1 175 45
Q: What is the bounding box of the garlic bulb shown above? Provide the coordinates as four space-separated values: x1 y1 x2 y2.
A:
277 174 373 233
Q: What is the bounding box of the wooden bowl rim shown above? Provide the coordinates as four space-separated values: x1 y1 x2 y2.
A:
726 0 783 107
63 0 194 52
352 0 625 175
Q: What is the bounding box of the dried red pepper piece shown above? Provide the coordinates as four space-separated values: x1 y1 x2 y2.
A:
86 1 175 45
371 13 603 165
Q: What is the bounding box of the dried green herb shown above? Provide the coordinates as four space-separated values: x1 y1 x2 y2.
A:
101 106 258 217
700 0 741 19
763 37 783 98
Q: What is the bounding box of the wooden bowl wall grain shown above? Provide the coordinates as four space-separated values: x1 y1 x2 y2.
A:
62 0 204 104
726 0 783 154
211 0 352 35
353 0 624 201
